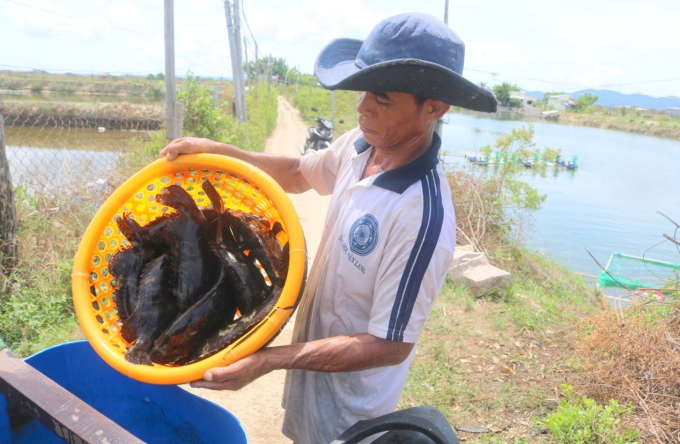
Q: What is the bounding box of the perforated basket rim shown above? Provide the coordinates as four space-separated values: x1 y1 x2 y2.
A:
72 154 306 385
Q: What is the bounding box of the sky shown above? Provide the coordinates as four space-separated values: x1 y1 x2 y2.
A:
2 0 680 97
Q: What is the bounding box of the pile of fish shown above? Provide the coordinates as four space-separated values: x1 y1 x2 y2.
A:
108 179 289 366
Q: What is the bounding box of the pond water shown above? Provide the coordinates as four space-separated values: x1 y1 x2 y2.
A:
5 116 678 288
6 145 122 194
440 112 680 286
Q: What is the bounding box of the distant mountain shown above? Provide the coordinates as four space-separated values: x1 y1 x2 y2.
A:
525 89 680 110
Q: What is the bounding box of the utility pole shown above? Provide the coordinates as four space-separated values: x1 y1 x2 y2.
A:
233 0 247 121
331 90 336 123
223 0 247 122
267 55 272 92
254 42 259 84
164 0 183 140
243 36 249 82
435 0 450 140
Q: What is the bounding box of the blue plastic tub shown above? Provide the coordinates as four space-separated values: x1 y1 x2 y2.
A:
0 341 248 443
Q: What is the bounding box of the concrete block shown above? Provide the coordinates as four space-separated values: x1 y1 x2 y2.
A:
461 264 513 297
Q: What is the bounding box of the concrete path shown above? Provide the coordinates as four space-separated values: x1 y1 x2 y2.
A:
182 96 331 443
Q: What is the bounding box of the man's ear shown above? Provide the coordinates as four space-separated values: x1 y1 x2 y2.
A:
427 100 451 122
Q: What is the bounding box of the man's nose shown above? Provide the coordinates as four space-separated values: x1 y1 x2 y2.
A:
356 92 374 119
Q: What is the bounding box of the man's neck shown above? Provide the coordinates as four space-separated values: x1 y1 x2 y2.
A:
362 130 434 180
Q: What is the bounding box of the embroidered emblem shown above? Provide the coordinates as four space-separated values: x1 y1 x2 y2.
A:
349 214 379 256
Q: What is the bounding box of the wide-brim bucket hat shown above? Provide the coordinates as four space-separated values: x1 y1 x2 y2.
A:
314 12 497 113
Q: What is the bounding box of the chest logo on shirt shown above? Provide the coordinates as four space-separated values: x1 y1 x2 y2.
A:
349 214 379 256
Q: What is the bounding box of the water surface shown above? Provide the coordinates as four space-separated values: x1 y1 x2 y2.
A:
441 112 680 285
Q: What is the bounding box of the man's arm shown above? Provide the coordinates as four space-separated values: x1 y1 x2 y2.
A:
190 333 415 391
159 137 312 194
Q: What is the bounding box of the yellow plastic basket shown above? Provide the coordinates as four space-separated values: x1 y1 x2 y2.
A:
72 154 306 385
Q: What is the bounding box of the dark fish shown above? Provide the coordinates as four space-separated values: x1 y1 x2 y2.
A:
109 213 158 323
221 209 286 286
108 246 142 323
156 185 218 310
193 285 285 363
149 265 238 366
211 218 267 315
121 253 179 366
202 179 268 314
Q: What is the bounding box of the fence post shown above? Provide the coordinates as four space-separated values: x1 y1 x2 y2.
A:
213 88 220 108
0 104 18 274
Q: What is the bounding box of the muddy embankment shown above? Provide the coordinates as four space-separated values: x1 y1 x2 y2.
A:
0 101 164 131
558 112 680 140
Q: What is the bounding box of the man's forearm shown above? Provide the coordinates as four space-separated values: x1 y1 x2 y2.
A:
260 333 414 374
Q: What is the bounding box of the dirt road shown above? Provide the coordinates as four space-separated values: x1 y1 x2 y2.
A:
182 96 331 443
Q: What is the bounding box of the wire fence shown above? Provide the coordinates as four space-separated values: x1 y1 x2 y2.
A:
1 100 163 203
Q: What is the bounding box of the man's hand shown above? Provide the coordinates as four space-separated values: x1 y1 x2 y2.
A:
187 334 414 391
160 137 227 161
190 351 270 391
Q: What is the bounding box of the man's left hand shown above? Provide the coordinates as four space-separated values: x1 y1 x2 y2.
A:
189 351 269 391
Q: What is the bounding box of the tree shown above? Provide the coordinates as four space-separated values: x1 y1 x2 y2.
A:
575 93 598 112
0 108 17 276
492 82 519 107
244 56 290 80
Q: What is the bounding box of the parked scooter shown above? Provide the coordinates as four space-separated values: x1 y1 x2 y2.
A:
299 107 343 155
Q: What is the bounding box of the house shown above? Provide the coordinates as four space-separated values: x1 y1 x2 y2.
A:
546 94 572 111
510 91 537 108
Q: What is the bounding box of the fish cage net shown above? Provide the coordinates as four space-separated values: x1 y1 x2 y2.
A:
1 100 163 201
598 253 680 297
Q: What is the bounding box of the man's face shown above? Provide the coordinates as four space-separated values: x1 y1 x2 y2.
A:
356 91 433 150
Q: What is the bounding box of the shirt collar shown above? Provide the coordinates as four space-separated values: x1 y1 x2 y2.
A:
353 132 441 194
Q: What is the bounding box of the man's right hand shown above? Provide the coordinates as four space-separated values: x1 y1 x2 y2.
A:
160 136 311 194
160 137 228 161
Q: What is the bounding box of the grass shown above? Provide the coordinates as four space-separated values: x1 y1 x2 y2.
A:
0 186 92 356
0 71 206 105
397 246 601 442
280 84 359 134
560 109 680 140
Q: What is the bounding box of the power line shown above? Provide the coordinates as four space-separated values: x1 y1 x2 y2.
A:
240 0 258 55
465 67 585 88
596 77 680 88
2 0 230 45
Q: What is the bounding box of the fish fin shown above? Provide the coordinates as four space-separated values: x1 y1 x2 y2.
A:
201 179 224 214
125 346 154 366
156 185 206 224
271 221 284 236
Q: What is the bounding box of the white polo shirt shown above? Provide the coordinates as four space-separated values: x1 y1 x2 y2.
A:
281 127 456 444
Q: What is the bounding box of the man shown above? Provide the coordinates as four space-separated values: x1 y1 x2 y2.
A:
161 12 496 443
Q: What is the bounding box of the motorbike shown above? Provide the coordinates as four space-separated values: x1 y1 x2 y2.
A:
299 107 343 155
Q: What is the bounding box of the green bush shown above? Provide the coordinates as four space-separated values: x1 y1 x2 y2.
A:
538 384 639 444
176 73 278 151
0 186 87 356
30 81 44 95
